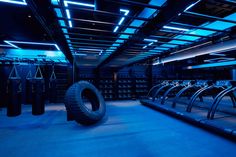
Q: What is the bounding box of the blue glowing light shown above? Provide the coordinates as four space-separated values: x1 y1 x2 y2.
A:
163 26 189 32
63 1 95 28
204 57 235 62
4 40 61 51
4 49 66 61
184 0 201 12
68 21 72 27
120 9 129 16
144 39 158 42
4 41 19 49
113 26 119 32
65 9 71 18
64 1 95 8
74 53 87 56
210 53 226 56
0 44 13 48
0 0 27 5
118 17 125 25
148 42 153 46
186 60 236 69
79 48 102 51
143 45 147 49
113 9 130 32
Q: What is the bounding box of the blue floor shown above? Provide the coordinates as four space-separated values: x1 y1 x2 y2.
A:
0 100 235 157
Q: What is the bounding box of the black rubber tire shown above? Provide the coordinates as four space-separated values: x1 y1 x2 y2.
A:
64 81 106 125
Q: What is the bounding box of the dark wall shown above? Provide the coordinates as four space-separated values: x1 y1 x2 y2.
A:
152 64 232 81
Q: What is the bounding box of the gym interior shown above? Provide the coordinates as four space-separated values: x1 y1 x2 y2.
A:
1 0 236 156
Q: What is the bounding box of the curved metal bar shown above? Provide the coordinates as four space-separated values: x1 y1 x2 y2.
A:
209 87 236 119
187 85 214 112
152 84 172 101
172 85 200 108
207 86 233 119
230 93 236 108
160 85 185 105
191 86 208 102
147 82 165 97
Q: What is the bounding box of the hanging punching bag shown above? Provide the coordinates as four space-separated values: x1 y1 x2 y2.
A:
32 66 45 115
7 65 22 117
26 68 33 104
49 66 57 103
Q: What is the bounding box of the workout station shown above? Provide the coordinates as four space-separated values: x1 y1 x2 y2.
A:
1 0 236 156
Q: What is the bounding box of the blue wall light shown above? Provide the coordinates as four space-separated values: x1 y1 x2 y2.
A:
4 40 61 51
0 0 27 5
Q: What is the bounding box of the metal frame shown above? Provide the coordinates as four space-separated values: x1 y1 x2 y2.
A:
208 86 236 119
160 84 186 105
186 85 223 112
51 0 236 67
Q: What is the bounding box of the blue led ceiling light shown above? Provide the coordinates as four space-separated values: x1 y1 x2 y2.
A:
209 53 226 56
63 1 95 28
143 45 147 49
113 9 130 32
64 1 95 8
78 48 103 55
0 0 27 5
144 39 158 42
163 26 189 32
184 0 201 12
0 44 15 48
143 38 157 49
4 40 61 51
204 57 235 62
186 60 236 69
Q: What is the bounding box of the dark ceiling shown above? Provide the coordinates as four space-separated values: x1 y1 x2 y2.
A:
0 0 236 67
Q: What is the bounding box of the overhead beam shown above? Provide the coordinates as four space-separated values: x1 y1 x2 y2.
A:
97 0 198 68
54 6 150 22
183 11 236 24
26 0 73 63
104 0 162 10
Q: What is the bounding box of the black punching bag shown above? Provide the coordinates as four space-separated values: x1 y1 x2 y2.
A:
26 70 33 104
49 67 57 103
32 66 45 115
7 65 22 117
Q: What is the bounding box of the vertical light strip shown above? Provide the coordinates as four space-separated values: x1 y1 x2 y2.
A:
113 9 130 32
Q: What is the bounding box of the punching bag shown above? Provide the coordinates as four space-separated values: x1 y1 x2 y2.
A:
32 66 45 115
7 65 22 117
26 69 33 104
49 66 57 103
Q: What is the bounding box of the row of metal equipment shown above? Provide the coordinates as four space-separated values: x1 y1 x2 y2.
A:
2 65 57 117
141 80 236 139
